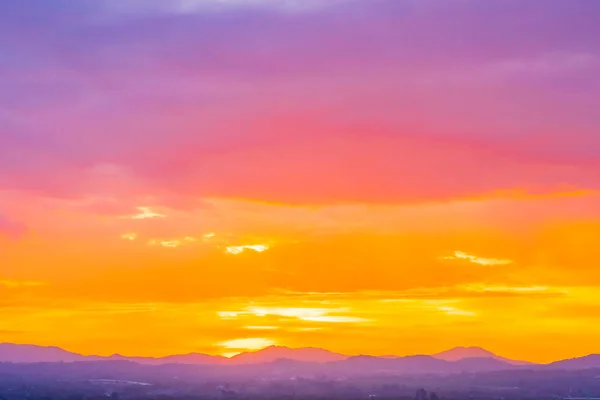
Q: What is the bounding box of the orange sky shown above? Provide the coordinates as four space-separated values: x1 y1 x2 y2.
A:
2 191 600 363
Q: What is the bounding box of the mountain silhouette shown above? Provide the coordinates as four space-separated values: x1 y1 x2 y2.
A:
451 356 517 371
0 344 226 365
548 354 600 370
101 353 228 365
0 343 85 363
229 345 346 364
432 346 531 365
332 354 515 375
4 342 600 373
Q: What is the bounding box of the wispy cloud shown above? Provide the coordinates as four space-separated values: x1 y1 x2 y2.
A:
217 311 241 319
244 325 279 330
225 244 270 255
437 306 477 317
147 236 197 248
120 232 137 241
219 306 368 323
464 284 557 294
441 251 513 266
130 207 166 220
298 315 366 323
154 239 181 248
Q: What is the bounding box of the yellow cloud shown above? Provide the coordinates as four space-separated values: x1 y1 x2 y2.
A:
225 244 270 255
217 311 241 319
437 306 477 316
244 325 279 330
146 237 197 248
158 240 182 248
247 306 327 319
463 284 558 294
442 250 512 266
130 207 166 219
120 233 137 241
292 327 325 332
220 306 367 323
301 315 367 323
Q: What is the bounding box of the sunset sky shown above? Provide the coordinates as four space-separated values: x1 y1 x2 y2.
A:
1 0 600 364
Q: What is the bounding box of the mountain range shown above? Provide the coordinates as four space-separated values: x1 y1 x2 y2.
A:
0 344 344 365
1 343 599 373
431 346 531 366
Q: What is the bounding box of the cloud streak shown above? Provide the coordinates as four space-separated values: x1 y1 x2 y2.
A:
225 244 270 255
442 251 513 266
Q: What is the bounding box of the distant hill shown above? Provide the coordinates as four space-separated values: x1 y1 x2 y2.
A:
333 354 515 375
0 344 344 366
0 343 85 363
0 343 225 365
452 356 517 371
100 353 228 365
432 346 531 366
547 354 600 370
229 346 346 364
337 355 445 374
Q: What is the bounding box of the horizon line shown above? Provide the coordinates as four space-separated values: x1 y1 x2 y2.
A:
1 342 596 365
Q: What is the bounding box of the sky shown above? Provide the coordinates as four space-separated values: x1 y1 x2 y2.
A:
1 0 600 363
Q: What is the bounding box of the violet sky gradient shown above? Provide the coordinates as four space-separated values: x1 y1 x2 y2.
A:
1 0 599 208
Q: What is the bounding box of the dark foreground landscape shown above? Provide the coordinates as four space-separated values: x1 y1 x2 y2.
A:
2 353 600 400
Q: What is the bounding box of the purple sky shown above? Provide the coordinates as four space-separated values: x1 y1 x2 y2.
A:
1 0 599 208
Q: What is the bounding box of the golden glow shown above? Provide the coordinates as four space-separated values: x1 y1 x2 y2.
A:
2 192 600 363
247 306 333 318
221 306 366 323
219 338 276 351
